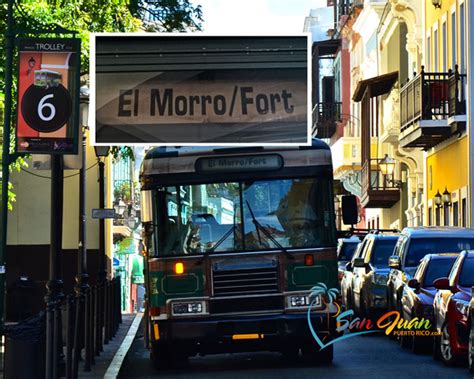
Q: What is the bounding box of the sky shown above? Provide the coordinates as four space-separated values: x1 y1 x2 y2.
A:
196 0 330 34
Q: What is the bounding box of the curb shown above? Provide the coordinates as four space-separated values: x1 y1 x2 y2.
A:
104 312 143 379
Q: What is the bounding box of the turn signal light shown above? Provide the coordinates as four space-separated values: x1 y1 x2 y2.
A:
149 306 161 316
175 262 184 275
304 254 314 266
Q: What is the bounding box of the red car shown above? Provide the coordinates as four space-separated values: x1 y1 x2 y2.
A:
433 250 474 366
469 287 473 372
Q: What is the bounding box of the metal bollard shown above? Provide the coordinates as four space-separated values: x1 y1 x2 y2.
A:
94 285 100 357
90 286 96 365
72 293 83 378
103 281 109 345
117 277 122 325
45 302 54 379
84 288 92 372
98 283 104 352
66 295 75 379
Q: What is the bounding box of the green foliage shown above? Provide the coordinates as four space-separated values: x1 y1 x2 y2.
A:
114 181 132 203
0 0 203 210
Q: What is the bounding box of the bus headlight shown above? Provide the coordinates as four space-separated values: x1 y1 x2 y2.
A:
171 301 206 316
290 295 309 307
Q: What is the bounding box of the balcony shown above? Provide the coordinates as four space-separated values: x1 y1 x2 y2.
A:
447 67 466 133
312 102 342 139
399 67 466 149
360 158 400 208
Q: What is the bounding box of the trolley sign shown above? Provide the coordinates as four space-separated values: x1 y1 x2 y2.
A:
16 38 81 154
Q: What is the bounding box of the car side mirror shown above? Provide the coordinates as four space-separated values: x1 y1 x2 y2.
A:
353 257 366 268
433 277 450 290
407 278 420 290
388 255 401 269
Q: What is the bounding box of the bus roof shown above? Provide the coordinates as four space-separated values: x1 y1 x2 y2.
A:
143 138 330 161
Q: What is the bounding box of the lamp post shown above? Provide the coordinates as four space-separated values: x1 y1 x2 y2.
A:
94 145 109 354
73 85 91 373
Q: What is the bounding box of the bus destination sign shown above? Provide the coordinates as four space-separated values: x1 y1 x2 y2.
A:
93 35 310 145
195 154 283 174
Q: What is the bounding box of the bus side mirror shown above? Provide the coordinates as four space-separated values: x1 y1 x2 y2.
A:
341 195 358 225
140 190 153 223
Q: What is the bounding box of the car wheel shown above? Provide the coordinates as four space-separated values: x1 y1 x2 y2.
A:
150 344 171 370
469 321 474 373
439 323 457 366
301 340 333 365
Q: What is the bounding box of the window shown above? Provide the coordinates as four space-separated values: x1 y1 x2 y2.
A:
370 239 397 267
427 35 431 71
459 258 474 287
453 201 459 226
406 238 474 267
154 177 336 256
435 207 440 226
451 11 457 69
460 3 466 73
442 21 447 71
423 258 457 286
434 29 439 72
428 206 432 226
462 198 467 227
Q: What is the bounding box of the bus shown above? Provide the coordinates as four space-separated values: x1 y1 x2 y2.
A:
139 139 348 367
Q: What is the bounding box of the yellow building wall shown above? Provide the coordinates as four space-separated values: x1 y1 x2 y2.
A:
426 136 468 199
425 0 460 71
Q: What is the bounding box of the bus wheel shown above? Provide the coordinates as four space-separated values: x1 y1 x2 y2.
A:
301 340 333 365
150 344 171 370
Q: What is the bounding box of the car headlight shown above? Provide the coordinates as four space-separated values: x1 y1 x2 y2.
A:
373 274 388 286
290 295 309 307
171 301 206 316
455 301 469 316
287 294 322 309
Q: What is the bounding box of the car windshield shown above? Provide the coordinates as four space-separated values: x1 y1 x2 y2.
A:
338 242 359 261
154 177 336 256
423 258 457 286
405 238 474 267
371 240 397 267
459 257 474 287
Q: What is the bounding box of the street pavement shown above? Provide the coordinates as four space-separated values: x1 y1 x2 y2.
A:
119 325 472 379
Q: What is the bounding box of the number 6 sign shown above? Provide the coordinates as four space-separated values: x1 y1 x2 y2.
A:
16 38 80 155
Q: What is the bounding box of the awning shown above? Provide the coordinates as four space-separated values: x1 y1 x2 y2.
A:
131 255 144 284
352 71 398 102
312 39 340 58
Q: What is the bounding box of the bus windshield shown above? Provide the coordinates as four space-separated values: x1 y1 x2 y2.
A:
154 177 335 256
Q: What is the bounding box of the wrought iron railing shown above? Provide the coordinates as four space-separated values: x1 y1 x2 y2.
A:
361 158 400 195
312 101 342 138
400 67 450 132
448 65 466 117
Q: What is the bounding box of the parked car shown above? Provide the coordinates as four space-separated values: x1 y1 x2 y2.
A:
387 227 474 315
337 236 361 281
352 233 398 318
400 253 459 353
341 239 367 311
433 251 474 366
469 287 474 373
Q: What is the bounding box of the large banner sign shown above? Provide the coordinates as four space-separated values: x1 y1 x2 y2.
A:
93 35 310 145
16 38 80 154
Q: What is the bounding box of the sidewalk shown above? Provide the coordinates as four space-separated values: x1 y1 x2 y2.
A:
78 313 137 379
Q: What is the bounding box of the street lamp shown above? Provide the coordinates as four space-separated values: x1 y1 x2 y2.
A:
442 187 452 206
432 0 441 9
434 190 443 208
114 198 127 218
379 154 395 176
94 145 109 355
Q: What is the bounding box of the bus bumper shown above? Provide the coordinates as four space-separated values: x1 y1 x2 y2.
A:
150 312 335 355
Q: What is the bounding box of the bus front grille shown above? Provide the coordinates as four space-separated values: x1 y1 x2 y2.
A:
212 267 279 297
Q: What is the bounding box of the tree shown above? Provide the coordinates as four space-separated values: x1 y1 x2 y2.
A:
0 0 203 209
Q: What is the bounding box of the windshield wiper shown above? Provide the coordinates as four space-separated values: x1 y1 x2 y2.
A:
194 224 236 265
245 201 294 260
